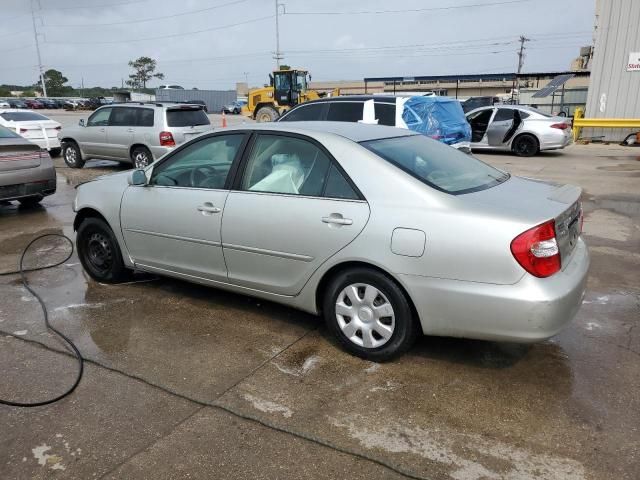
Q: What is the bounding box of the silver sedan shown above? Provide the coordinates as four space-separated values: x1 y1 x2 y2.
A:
72 122 589 360
466 105 573 156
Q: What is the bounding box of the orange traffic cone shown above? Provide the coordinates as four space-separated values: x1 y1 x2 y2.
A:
221 110 227 128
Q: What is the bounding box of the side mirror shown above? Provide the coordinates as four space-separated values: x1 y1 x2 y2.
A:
79 119 85 127
128 169 147 186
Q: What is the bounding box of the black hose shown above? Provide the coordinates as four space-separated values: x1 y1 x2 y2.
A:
0 234 84 407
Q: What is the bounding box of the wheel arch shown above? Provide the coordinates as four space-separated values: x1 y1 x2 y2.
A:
511 131 540 149
314 260 420 324
129 143 153 160
73 207 108 232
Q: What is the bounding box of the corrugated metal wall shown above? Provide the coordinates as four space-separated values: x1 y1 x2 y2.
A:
584 0 640 140
155 89 236 113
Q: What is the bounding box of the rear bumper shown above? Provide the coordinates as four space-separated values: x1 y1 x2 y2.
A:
0 166 57 202
399 238 589 342
29 137 61 151
540 131 573 151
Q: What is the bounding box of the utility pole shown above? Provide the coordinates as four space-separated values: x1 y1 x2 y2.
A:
512 35 529 103
273 1 285 68
30 0 47 98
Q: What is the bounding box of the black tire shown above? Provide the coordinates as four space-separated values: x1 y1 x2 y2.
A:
49 147 62 157
322 268 418 361
131 146 153 169
77 217 131 283
62 141 85 168
512 133 539 157
18 196 42 208
255 106 279 123
233 108 240 114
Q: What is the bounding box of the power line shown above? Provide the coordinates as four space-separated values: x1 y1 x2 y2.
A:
40 0 147 11
285 0 534 15
43 0 251 27
43 15 274 45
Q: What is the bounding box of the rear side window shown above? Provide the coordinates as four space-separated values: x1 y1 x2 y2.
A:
326 102 364 122
375 103 396 126
0 112 49 121
324 164 359 199
362 134 509 195
109 107 137 127
493 108 514 121
166 108 210 127
137 108 154 127
280 103 326 121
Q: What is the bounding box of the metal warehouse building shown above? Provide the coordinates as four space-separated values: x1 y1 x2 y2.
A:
584 0 640 140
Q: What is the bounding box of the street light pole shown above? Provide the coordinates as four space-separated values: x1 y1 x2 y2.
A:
273 1 285 68
30 0 47 98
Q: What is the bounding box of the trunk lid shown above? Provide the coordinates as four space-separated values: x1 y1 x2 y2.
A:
0 140 43 172
165 106 212 144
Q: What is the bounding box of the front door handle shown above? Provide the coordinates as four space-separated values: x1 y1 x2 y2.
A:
322 214 353 226
197 202 221 214
126 128 135 133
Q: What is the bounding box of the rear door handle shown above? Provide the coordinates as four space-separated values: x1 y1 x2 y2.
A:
322 214 353 226
197 202 221 214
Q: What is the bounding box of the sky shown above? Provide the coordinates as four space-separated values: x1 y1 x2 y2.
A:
1 0 596 90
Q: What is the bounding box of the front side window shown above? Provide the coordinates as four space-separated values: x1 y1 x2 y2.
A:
362 134 509 195
109 107 137 127
150 134 244 189
279 103 325 122
242 135 333 196
296 72 307 92
87 108 112 127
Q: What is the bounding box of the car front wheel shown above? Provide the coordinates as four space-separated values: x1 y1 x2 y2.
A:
77 217 131 283
323 268 418 361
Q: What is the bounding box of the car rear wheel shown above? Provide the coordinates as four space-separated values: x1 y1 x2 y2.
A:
131 146 153 169
512 134 539 157
77 217 131 283
255 106 279 123
62 142 85 168
323 268 418 361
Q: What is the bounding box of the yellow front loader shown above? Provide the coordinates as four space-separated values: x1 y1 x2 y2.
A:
243 67 339 122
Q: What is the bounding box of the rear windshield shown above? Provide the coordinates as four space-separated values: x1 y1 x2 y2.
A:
0 112 49 121
166 108 210 127
361 135 509 195
0 125 20 138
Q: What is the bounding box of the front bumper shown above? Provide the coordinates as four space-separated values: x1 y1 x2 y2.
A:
399 238 589 342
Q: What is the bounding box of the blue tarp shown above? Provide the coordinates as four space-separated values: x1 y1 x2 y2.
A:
402 96 471 145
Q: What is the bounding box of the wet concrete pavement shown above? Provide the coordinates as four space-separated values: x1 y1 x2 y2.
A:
1 143 638 479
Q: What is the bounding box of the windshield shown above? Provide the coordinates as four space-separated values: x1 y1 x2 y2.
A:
361 135 509 195
166 108 210 127
296 72 307 92
0 112 49 122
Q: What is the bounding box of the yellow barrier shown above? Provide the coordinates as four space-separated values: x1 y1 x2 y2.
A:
572 107 640 140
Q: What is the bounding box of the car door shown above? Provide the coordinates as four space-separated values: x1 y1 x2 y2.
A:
81 107 112 157
486 108 515 146
120 133 248 280
221 133 370 295
105 106 137 159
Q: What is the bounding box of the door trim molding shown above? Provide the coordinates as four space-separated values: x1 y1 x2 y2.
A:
124 228 222 247
223 242 314 262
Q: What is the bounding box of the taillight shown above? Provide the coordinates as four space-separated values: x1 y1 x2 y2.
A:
511 220 561 278
55 126 62 131
159 131 175 146
550 123 569 130
19 128 28 133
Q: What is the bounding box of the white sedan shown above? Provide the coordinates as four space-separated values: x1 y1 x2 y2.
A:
0 109 62 156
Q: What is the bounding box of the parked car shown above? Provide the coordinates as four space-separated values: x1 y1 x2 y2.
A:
60 102 213 169
0 100 9 108
186 100 208 112
222 100 247 114
0 109 62 156
466 105 573 157
158 85 184 90
24 99 44 109
278 95 472 152
461 96 501 113
72 122 588 360
39 98 59 109
0 125 56 207
7 99 27 109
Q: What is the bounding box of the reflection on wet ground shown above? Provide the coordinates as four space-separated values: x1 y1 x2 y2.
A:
1 145 639 479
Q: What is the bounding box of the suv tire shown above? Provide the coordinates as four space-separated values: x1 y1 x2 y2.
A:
62 141 85 168
323 268 418 361
131 146 153 169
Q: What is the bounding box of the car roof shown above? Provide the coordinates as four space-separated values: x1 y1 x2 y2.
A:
225 121 417 142
297 95 400 105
